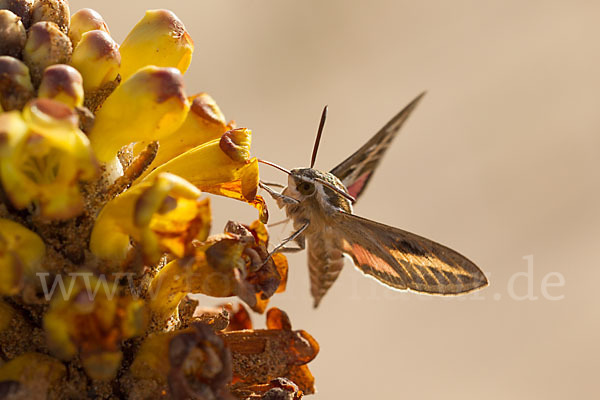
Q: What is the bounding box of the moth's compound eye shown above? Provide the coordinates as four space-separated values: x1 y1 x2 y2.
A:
297 181 315 195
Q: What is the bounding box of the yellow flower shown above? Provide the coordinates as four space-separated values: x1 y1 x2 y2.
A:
0 218 46 295
88 65 189 164
148 220 288 319
43 275 147 380
70 29 120 94
136 92 230 180
143 128 268 222
0 100 98 219
90 172 211 265
119 9 193 81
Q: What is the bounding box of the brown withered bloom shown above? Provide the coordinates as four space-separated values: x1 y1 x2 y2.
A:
168 322 235 400
222 308 320 396
0 0 320 398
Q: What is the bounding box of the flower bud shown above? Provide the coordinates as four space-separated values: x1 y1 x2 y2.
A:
0 56 34 111
119 9 193 81
0 0 33 28
31 0 69 33
23 21 72 86
69 8 109 47
0 9 26 57
38 64 84 108
70 29 120 111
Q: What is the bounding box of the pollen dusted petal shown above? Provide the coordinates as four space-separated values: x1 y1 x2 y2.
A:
119 9 193 81
31 0 70 34
89 66 189 163
22 21 72 86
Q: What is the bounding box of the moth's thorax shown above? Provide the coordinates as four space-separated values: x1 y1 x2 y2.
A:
280 168 353 222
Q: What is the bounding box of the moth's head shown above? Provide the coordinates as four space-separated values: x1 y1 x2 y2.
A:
287 168 354 210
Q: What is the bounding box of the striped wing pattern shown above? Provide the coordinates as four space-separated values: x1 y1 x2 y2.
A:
336 212 488 295
330 92 425 201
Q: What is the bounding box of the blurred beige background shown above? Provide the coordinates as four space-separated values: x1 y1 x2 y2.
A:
73 1 600 398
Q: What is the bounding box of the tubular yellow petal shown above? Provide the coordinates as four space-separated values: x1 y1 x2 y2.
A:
142 128 265 220
119 9 193 81
70 29 120 92
38 64 84 108
69 8 110 47
0 218 45 295
89 66 189 163
137 93 229 181
90 172 209 265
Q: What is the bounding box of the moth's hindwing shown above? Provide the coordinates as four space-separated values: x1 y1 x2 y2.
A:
330 92 425 201
335 211 488 294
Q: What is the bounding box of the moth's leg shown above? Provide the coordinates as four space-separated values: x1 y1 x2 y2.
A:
264 222 309 264
273 230 306 253
259 181 299 205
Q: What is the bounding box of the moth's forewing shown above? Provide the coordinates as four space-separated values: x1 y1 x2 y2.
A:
336 211 488 294
330 92 425 201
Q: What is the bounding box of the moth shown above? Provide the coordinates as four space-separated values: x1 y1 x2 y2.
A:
259 93 488 307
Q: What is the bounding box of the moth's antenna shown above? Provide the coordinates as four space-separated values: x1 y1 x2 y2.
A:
310 105 328 168
257 159 292 175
